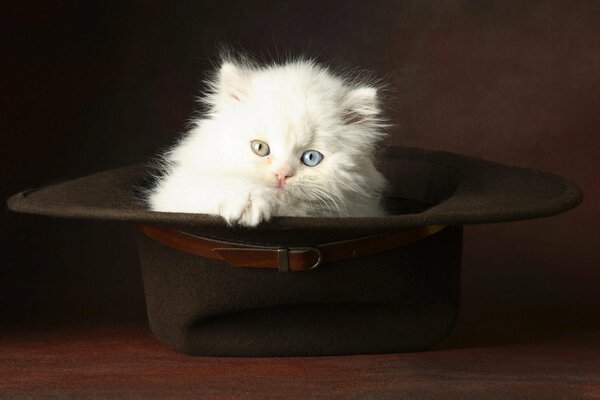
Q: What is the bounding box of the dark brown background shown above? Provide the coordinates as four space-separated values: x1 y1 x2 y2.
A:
1 0 598 339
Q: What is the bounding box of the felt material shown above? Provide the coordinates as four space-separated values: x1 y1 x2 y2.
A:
139 225 462 356
6 147 582 240
5 146 582 356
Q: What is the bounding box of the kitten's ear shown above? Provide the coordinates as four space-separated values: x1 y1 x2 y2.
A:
343 87 380 124
218 62 249 102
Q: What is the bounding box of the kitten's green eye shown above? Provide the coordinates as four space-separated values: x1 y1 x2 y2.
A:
251 140 270 157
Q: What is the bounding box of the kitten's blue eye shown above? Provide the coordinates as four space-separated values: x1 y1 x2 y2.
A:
301 150 323 167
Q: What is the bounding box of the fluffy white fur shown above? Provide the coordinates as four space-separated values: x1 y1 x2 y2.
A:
148 59 389 226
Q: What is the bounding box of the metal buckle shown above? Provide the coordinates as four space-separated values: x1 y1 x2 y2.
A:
277 247 322 273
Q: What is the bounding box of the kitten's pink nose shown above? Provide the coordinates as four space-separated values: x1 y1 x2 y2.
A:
274 168 293 187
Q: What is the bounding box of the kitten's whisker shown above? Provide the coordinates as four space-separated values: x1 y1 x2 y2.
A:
307 186 348 216
302 189 339 215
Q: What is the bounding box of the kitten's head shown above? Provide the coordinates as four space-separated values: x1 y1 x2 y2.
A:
180 59 389 215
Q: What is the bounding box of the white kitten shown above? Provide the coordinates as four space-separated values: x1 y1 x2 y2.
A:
148 58 389 226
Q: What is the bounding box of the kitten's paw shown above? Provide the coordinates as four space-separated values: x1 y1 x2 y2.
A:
219 189 278 227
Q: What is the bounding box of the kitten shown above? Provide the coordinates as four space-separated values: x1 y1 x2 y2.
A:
147 58 389 226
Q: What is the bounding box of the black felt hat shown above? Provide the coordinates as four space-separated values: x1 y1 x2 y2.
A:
7 147 582 356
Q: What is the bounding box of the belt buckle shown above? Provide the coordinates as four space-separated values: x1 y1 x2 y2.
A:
277 247 322 273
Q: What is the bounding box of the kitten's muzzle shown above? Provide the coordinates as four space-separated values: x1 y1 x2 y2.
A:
275 173 292 188
274 166 294 188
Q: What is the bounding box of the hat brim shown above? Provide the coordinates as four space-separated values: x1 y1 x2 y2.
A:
7 147 582 236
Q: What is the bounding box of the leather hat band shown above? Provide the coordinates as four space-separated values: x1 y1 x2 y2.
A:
138 224 447 272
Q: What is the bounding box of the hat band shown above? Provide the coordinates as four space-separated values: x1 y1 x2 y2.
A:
138 224 447 272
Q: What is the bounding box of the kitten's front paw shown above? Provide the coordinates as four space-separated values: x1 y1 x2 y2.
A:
219 189 278 227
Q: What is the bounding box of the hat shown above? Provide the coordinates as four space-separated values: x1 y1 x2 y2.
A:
7 147 582 356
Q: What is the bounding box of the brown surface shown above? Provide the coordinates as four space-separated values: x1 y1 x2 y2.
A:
1 311 599 399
